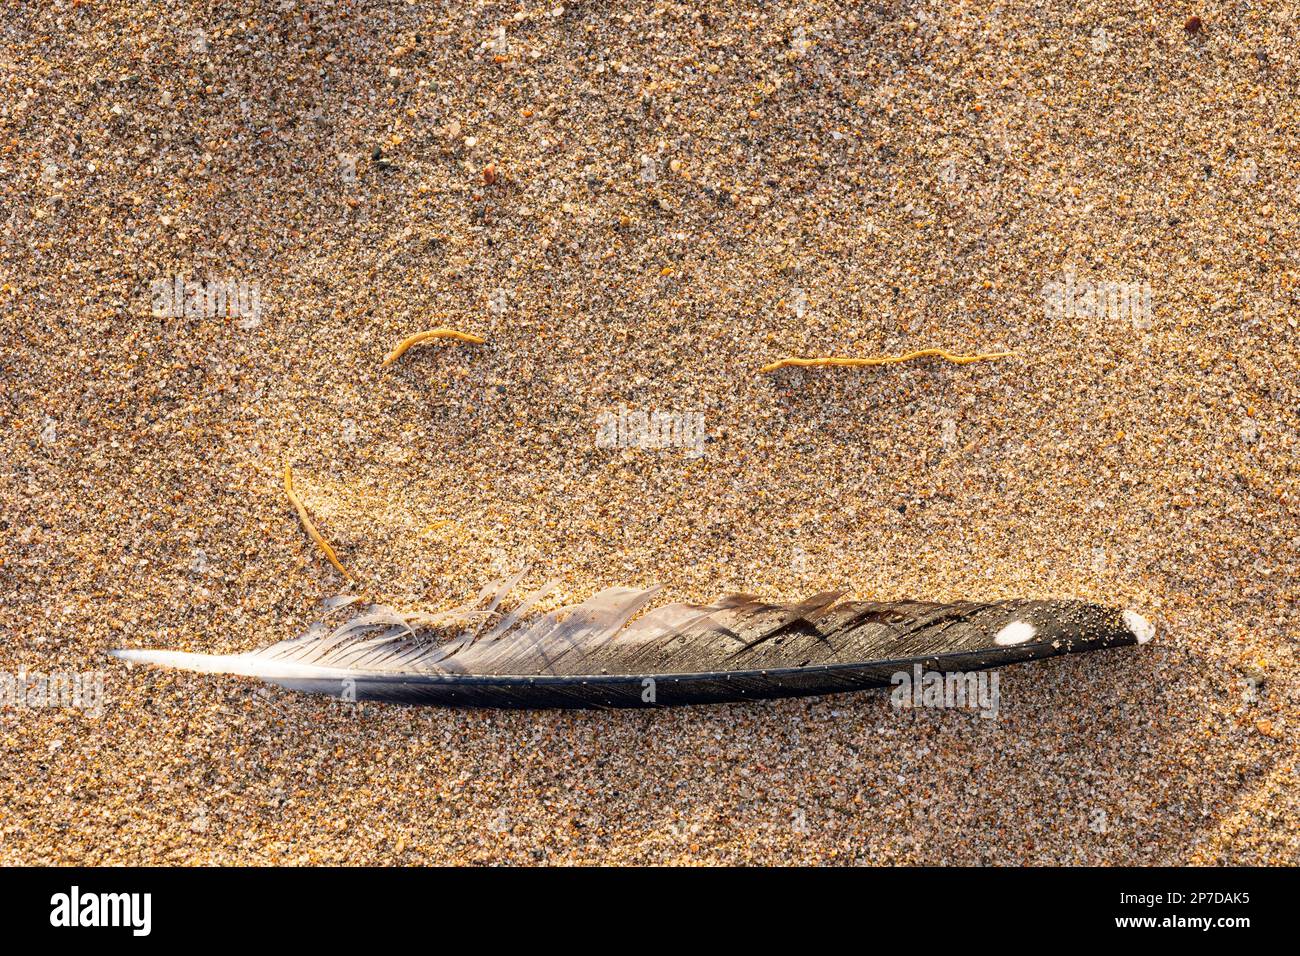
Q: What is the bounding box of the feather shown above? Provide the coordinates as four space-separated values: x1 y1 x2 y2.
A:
110 579 1154 708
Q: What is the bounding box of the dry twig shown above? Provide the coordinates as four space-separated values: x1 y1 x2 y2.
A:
284 463 353 580
381 328 485 367
759 348 1013 374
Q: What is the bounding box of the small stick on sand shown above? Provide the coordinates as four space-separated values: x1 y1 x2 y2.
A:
759 348 1013 374
382 328 485 367
284 463 353 580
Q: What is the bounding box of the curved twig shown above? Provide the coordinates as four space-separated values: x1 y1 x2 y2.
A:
381 328 485 367
759 348 1014 374
283 463 353 580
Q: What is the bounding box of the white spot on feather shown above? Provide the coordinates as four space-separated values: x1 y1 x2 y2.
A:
1122 609 1155 645
994 621 1036 646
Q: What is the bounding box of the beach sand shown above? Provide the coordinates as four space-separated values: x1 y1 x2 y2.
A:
1 2 1296 864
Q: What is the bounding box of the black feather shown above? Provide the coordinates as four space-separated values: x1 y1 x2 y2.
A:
110 578 1153 708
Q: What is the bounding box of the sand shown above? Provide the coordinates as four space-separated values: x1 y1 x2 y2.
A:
1 2 1296 864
